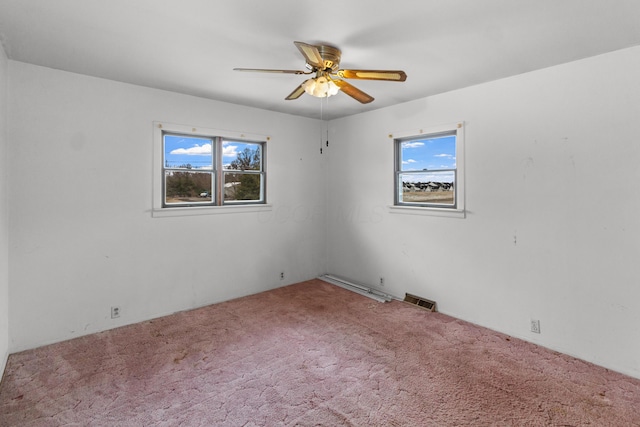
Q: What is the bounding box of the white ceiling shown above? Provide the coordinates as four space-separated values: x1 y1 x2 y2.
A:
1 0 640 120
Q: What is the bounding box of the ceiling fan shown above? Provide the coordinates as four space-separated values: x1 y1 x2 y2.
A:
234 41 407 104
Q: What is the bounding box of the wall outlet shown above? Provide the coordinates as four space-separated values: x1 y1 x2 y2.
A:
379 277 385 286
530 319 540 334
111 306 121 319
280 271 285 280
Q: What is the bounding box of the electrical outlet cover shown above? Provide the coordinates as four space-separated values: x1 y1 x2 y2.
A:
530 319 540 333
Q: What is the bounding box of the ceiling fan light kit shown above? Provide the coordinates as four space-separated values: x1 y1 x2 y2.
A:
234 41 407 104
301 75 340 98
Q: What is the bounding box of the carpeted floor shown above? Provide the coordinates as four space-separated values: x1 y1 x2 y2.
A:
1 279 640 426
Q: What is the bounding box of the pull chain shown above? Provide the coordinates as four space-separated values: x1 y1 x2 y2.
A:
326 120 329 148
319 96 330 154
325 96 329 149
320 97 323 154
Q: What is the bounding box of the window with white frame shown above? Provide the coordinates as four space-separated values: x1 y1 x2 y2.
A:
153 122 268 216
394 122 464 213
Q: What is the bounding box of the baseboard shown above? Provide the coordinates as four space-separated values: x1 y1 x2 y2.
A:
318 274 398 302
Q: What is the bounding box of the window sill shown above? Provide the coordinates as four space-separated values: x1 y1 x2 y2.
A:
388 205 466 219
152 204 273 218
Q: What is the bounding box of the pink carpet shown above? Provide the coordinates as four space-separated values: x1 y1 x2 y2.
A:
1 279 639 426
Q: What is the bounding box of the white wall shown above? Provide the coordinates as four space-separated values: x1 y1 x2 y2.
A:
326 46 640 379
0 40 9 375
7 62 327 351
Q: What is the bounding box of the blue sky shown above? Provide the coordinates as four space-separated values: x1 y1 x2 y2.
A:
400 134 456 182
164 135 254 169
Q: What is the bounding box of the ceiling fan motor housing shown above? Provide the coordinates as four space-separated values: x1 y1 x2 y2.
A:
316 45 341 71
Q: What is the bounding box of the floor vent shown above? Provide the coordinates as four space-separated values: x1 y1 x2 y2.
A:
319 274 395 303
404 293 437 312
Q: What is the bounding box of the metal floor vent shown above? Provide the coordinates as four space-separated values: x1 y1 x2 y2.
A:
404 293 437 312
319 274 394 303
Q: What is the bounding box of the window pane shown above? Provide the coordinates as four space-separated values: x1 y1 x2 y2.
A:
223 141 262 171
400 133 456 172
165 171 213 204
164 135 213 170
399 171 455 205
224 172 262 202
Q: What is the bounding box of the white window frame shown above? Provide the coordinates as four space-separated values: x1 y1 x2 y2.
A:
390 121 465 218
152 121 272 218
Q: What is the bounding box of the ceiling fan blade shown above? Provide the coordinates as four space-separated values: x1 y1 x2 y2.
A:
293 41 324 69
234 68 309 75
285 84 306 100
337 69 407 81
333 80 374 104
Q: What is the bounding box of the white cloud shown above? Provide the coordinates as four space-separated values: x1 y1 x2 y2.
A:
170 143 212 156
223 144 238 158
402 159 417 164
403 142 424 148
434 153 453 158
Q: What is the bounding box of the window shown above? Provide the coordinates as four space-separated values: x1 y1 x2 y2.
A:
163 135 264 206
393 122 464 215
153 122 269 216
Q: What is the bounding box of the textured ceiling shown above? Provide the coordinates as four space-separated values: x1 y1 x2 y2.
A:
1 0 640 120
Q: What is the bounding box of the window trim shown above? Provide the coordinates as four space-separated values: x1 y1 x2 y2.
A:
390 121 465 218
152 121 272 218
